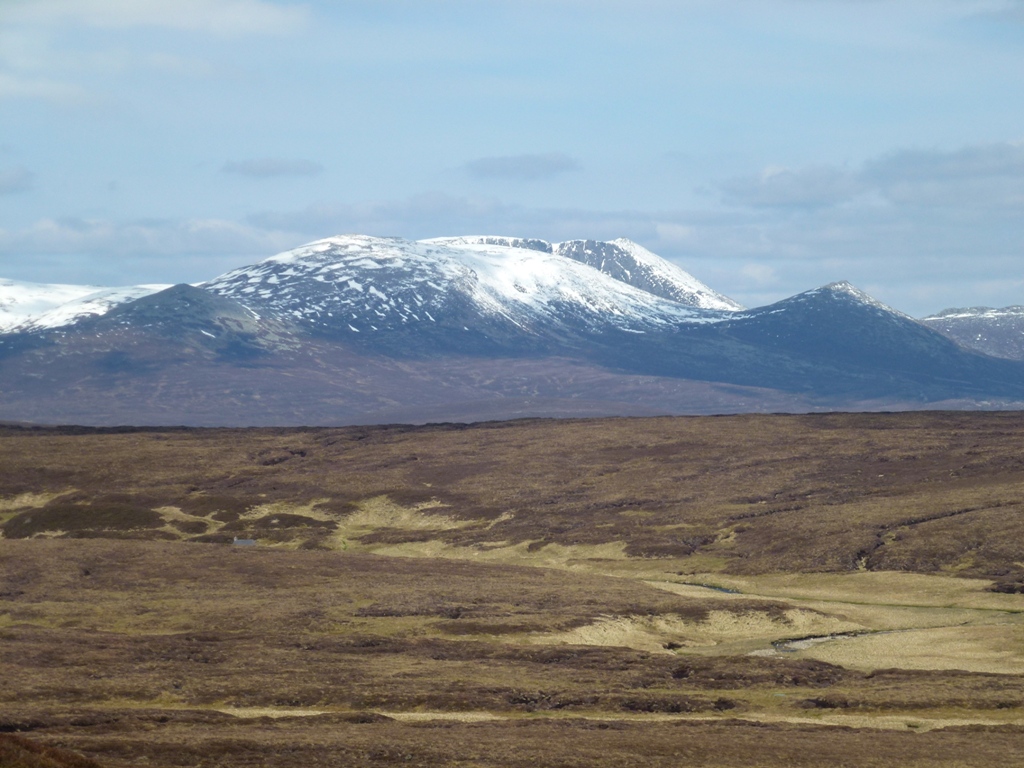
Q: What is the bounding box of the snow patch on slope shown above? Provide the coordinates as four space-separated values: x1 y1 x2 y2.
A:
557 238 744 311
13 284 173 332
0 278 107 332
205 234 729 336
809 281 911 318
428 235 743 311
923 306 1024 321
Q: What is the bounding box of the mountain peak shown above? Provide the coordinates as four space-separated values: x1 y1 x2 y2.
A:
423 235 743 311
199 235 732 359
551 238 743 311
800 281 908 318
422 235 553 253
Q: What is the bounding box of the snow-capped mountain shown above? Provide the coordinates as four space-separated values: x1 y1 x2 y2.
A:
201 235 733 355
11 284 172 333
426 236 743 311
1 235 1022 426
921 306 1024 361
0 278 170 333
1 278 105 331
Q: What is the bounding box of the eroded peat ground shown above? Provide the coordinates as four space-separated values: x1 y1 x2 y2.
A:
1 412 1023 766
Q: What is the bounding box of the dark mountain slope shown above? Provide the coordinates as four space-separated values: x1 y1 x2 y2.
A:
921 306 1024 361
703 283 1024 400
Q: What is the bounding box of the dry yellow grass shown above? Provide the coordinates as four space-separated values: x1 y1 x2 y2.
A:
644 571 1024 672
0 491 72 530
215 707 329 718
793 623 1024 673
693 571 1024 611
536 609 861 654
369 536 631 568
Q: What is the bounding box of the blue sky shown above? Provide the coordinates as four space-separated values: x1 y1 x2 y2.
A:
1 0 1023 315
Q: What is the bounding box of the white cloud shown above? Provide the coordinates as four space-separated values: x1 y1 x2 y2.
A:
721 140 1024 211
654 222 695 245
2 141 1023 316
5 0 310 36
0 72 87 104
739 263 779 286
246 194 523 238
972 0 1024 23
720 165 866 209
465 153 581 181
0 216 293 255
0 216 302 284
865 142 1024 183
862 143 1024 208
0 167 34 194
222 158 324 178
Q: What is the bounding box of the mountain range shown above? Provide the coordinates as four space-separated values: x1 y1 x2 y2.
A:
1 235 1021 426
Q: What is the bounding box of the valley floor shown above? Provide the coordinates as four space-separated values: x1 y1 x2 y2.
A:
1 413 1023 766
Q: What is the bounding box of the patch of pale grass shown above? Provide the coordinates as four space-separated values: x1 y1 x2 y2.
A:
693 571 1024 613
324 496 481 551
536 615 702 653
733 710 1024 732
371 539 629 569
239 499 337 522
216 707 329 719
648 571 1024 672
536 609 861 654
0 491 75 530
34 529 68 539
644 581 750 601
383 712 506 722
342 496 455 529
790 623 1024 674
581 553 732 581
155 506 221 527
152 506 224 541
0 491 70 511
700 608 860 640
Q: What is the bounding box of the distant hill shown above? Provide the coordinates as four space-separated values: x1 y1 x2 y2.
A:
921 306 1024 361
1 235 1021 426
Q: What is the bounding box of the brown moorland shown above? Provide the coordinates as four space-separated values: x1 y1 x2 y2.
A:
1 412 1023 766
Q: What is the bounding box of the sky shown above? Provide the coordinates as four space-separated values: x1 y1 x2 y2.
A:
1 0 1023 316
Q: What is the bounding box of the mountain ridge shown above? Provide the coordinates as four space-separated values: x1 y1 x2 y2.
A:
1 234 1021 426
921 305 1024 361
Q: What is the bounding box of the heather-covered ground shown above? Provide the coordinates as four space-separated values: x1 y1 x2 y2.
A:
2 413 1023 766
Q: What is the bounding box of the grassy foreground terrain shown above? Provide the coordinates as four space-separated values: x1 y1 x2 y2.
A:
1 412 1023 766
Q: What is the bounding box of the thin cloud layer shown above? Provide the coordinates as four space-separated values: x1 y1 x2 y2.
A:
0 216 300 284
6 0 309 36
866 143 1024 184
222 159 324 178
721 166 865 209
0 72 88 103
465 153 581 181
722 140 1024 211
1 175 1021 316
0 167 34 195
975 0 1024 23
